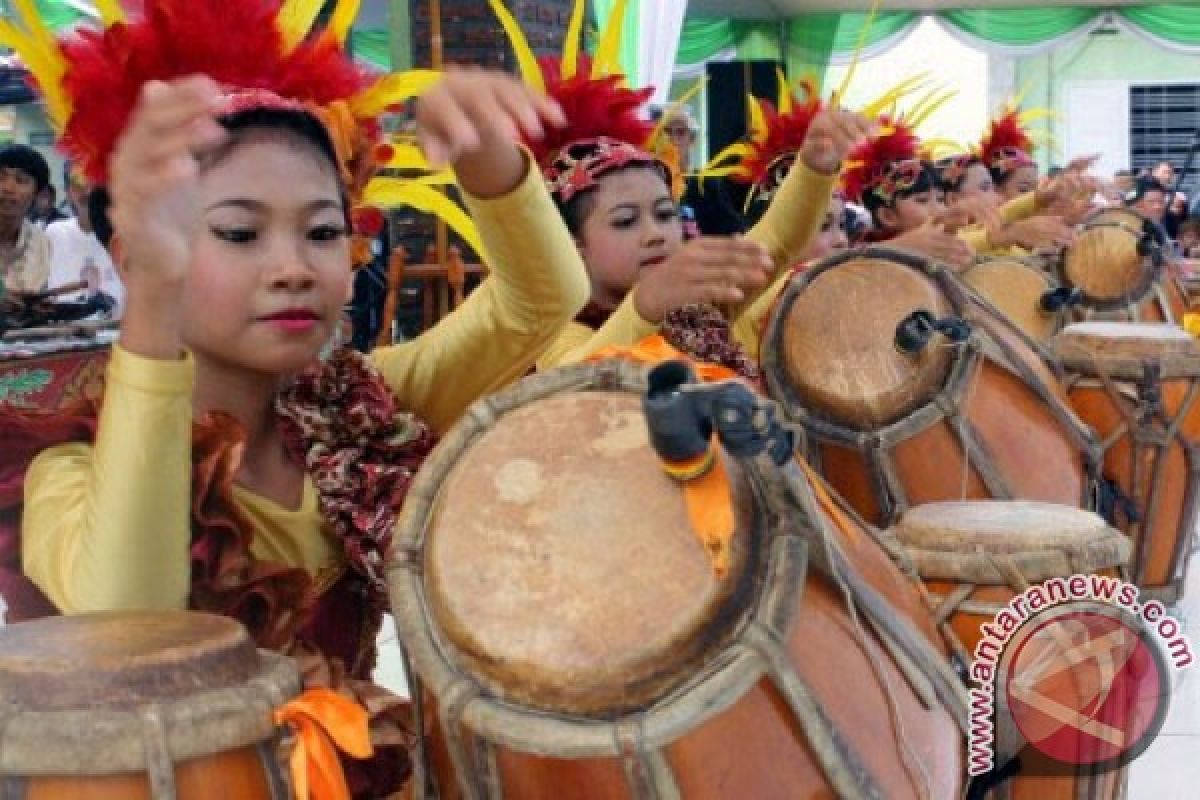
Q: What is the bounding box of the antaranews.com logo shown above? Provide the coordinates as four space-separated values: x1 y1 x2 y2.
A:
968 574 1193 777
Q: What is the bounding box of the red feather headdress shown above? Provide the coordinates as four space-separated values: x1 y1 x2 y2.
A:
0 0 465 259
487 0 670 204
841 115 923 205
978 108 1036 180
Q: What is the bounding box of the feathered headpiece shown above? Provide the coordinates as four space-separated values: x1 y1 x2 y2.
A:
489 0 671 204
840 85 954 207
0 0 486 259
709 76 825 209
977 105 1041 182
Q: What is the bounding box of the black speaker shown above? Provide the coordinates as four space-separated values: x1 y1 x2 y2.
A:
705 60 785 158
688 60 785 236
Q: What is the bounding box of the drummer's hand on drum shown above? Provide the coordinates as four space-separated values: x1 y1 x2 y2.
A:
890 219 975 271
633 237 772 323
950 195 1002 233
1036 169 1098 212
800 108 877 176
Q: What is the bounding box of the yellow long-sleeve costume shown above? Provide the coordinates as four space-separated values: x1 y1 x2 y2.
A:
22 162 590 613
537 161 837 368
958 191 1042 256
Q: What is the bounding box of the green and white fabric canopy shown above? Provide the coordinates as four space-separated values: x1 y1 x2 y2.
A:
676 5 1200 78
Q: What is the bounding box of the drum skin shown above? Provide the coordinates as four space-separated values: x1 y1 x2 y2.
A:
0 611 295 799
1052 322 1200 603
762 247 1096 529
961 256 1066 344
390 364 965 800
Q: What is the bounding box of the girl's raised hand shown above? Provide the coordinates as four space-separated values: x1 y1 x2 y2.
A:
108 77 227 292
633 237 773 323
801 108 878 177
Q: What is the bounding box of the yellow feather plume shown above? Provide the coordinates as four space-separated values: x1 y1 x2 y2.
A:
363 179 485 258
591 0 629 79
277 0 325 52
350 69 441 118
747 94 767 142
488 0 545 94
561 0 587 80
907 87 957 131
776 68 792 114
326 0 361 46
860 73 929 119
0 4 70 129
93 0 125 27
831 0 882 108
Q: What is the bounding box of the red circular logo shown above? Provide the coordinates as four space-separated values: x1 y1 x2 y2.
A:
1001 603 1170 770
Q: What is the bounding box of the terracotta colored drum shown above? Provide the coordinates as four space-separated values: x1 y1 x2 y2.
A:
760 246 1100 528
1058 207 1185 323
0 611 298 799
389 361 966 800
895 501 1131 800
961 256 1077 344
1051 321 1200 603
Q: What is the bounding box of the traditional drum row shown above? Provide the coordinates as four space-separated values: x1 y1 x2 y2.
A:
3 227 1191 798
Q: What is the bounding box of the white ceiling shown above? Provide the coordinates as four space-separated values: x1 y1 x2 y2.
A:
688 0 1163 17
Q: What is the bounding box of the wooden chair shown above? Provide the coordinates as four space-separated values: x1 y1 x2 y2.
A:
376 245 486 345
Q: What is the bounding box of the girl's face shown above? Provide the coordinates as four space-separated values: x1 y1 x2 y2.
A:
999 164 1038 200
879 188 945 234
952 163 998 205
576 167 683 309
800 194 848 263
182 132 352 376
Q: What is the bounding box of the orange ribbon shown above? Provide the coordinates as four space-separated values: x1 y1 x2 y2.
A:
589 336 739 577
274 688 373 800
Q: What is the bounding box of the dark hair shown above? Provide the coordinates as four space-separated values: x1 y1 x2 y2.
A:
1126 176 1167 206
88 187 113 248
0 144 50 193
863 160 939 218
90 106 349 247
934 155 983 194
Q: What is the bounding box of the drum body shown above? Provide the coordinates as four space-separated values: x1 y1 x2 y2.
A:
1059 208 1185 323
389 362 966 800
961 256 1071 344
895 501 1131 800
761 246 1099 528
0 611 297 799
1051 322 1200 603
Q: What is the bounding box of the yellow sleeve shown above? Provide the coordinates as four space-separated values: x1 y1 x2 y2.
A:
999 192 1039 225
736 269 793 361
22 345 194 613
370 156 590 434
735 161 836 350
536 292 659 370
958 226 990 254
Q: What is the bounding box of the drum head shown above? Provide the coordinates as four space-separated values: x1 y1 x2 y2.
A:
895 500 1129 584
0 611 259 711
1063 208 1159 307
768 254 955 430
963 258 1059 343
1052 321 1200 380
422 388 756 715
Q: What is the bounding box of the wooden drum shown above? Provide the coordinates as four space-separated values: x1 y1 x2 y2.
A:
389 361 966 800
0 611 298 799
895 501 1130 660
960 255 1076 344
895 501 1131 800
1051 322 1200 602
761 246 1100 528
1058 207 1185 323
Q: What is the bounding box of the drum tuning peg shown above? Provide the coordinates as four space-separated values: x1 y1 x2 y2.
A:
894 311 971 355
1039 287 1083 313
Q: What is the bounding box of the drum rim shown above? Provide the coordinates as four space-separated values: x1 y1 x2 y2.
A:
761 246 973 435
1058 206 1165 312
1051 326 1200 380
0 649 297 777
388 361 805 756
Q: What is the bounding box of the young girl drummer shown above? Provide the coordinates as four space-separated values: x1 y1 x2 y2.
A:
1 0 589 794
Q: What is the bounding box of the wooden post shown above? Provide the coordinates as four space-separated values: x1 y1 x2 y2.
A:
376 247 408 348
447 245 466 309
